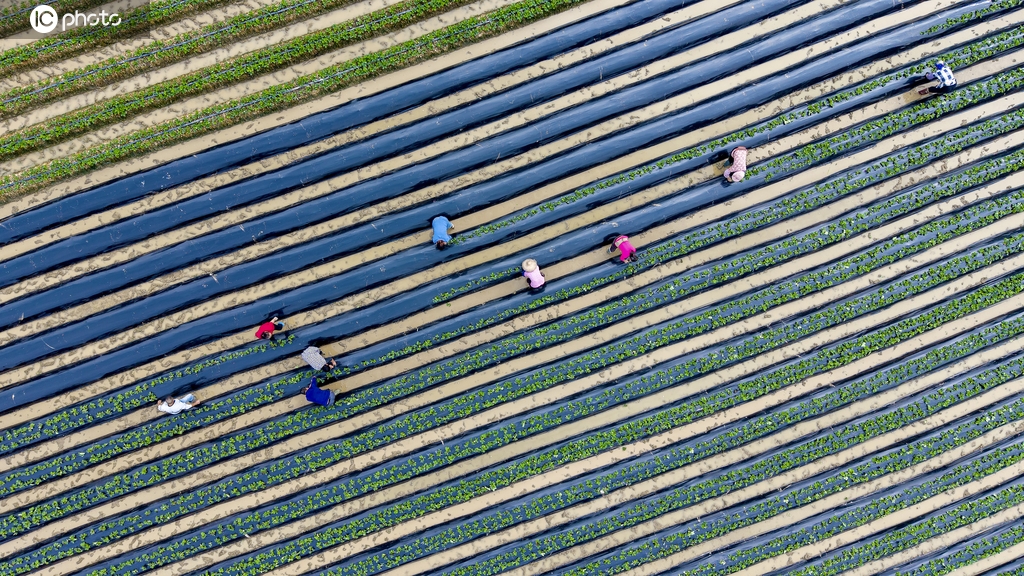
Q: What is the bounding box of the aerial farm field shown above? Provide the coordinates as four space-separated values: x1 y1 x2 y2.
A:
2 0 1024 574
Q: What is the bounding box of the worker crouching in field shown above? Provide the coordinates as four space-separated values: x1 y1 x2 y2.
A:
522 259 546 291
609 235 639 263
158 393 200 415
918 61 957 95
255 316 284 340
432 215 455 250
303 376 335 407
302 345 338 373
723 146 747 183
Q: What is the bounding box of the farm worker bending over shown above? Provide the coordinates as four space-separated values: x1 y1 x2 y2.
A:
158 393 199 415
302 346 338 373
609 235 639 263
723 146 747 183
255 316 284 340
522 259 546 289
303 376 335 407
432 215 455 250
919 61 957 95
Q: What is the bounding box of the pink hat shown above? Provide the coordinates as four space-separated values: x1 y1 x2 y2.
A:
730 170 745 182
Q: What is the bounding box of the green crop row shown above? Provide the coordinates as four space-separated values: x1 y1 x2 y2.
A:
433 265 520 303
0 0 234 72
21 259 1024 576
0 0 591 201
343 346 1024 575
464 402 1024 576
0 0 476 146
921 0 1022 35
6 91 1023 503
895 524 1024 576
448 26 1024 247
25 216 1024 573
4 168 1019 544
0 333 295 454
10 126 1020 500
776 488 1024 576
5 1 1024 202
748 70 1024 181
213 314 1024 576
422 103 1024 359
12 97 1017 456
337 151 1024 405
0 0 474 116
565 404 1024 576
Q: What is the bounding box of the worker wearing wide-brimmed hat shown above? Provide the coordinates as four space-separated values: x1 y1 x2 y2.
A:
522 258 546 290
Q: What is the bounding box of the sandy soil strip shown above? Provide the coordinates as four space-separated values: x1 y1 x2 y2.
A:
3 123 1020 485
204 342 1024 576
0 0 954 182
7 245 1023 559
0 0 287 92
4 47 1018 346
0 0 629 217
733 480 1024 576
0 0 853 259
843 514 1024 576
942 540 1024 576
1 8 1010 251
392 395 1024 576
2 154 1002 496
4 112 1019 498
1 0 410 132
617 431 1024 576
4 163 1018 528
0 0 590 176
0 0 768 262
844 515 1024 576
61 288 1024 576
1 73 1018 393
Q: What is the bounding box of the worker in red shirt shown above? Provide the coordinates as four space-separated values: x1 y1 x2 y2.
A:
255 316 284 340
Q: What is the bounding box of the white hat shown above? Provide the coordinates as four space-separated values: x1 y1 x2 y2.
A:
522 259 538 272
730 170 745 182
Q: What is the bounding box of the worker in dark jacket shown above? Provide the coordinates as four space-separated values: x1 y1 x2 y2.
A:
303 376 335 407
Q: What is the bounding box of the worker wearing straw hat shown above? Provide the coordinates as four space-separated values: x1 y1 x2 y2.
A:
522 258 546 290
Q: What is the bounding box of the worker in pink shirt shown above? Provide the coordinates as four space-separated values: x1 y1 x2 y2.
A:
609 235 638 263
522 259 546 290
723 146 747 183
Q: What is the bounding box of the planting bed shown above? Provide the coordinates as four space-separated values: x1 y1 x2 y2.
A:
3 1 1024 576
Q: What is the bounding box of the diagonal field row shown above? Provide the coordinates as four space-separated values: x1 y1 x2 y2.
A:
3 0 1024 576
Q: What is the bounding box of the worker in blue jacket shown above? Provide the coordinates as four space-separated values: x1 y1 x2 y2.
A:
303 376 335 407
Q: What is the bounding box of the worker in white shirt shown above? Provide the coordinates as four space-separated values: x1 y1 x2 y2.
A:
158 393 200 415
